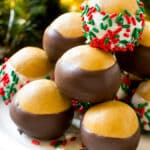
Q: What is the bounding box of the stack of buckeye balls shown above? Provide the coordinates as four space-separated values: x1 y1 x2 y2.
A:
0 0 149 150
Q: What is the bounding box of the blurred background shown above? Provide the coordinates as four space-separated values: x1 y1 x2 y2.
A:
0 0 149 62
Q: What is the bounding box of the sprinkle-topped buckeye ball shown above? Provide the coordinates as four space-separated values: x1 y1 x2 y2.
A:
116 20 150 78
81 101 140 150
81 0 145 52
10 79 73 140
131 80 150 132
55 45 120 103
0 47 51 105
43 12 85 62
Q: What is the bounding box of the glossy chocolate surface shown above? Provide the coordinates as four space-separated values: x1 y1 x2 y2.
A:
116 45 150 78
55 61 120 103
10 101 74 140
81 123 141 150
43 28 85 62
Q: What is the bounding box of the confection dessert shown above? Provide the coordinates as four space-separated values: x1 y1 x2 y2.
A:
81 0 145 52
55 45 120 103
0 47 51 105
10 79 74 140
43 12 85 62
131 80 150 132
116 20 150 78
81 101 140 150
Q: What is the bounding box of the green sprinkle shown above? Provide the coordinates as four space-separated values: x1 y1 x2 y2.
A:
108 18 112 27
132 28 140 39
88 20 95 25
115 35 120 38
140 6 145 13
115 13 123 24
138 103 148 109
100 23 108 30
103 14 109 21
92 27 99 33
45 75 50 80
119 40 128 44
11 71 15 76
81 5 89 17
2 96 6 101
122 24 130 28
124 10 131 16
104 38 109 44
95 4 100 12
136 16 141 22
54 141 62 148
145 110 150 121
135 41 140 46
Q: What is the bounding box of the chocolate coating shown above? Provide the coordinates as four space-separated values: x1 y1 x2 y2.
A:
116 45 150 78
55 61 120 103
10 101 74 140
43 28 85 62
81 123 140 150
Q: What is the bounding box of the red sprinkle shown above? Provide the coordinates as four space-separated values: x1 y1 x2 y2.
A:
32 139 40 145
131 17 136 26
110 13 117 19
80 5 84 11
140 2 144 7
124 14 131 24
62 140 67 146
82 17 84 21
126 28 131 32
2 64 6 70
25 80 30 84
140 14 145 26
114 27 122 35
5 100 11 105
122 77 131 86
84 24 89 32
50 139 59 146
143 121 147 125
135 108 145 117
70 136 76 142
19 84 24 89
4 57 8 62
88 14 93 20
0 88 4 95
100 11 106 15
123 33 129 38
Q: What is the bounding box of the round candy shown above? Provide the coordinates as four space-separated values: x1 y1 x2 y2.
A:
0 47 51 105
43 12 85 63
131 80 150 132
116 20 150 78
10 79 74 140
81 0 145 52
55 45 120 103
81 101 140 150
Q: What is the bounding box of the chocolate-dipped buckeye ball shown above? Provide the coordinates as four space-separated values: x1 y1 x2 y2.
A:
116 20 150 78
0 47 51 105
81 101 140 150
131 80 150 132
55 45 120 103
10 79 74 140
43 12 85 62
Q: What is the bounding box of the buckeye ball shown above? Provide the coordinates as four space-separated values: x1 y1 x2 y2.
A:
81 101 140 150
116 20 150 78
43 12 85 62
131 80 150 132
55 45 120 103
10 79 74 140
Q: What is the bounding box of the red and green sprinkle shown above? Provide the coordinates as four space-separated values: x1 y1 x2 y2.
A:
81 0 145 52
